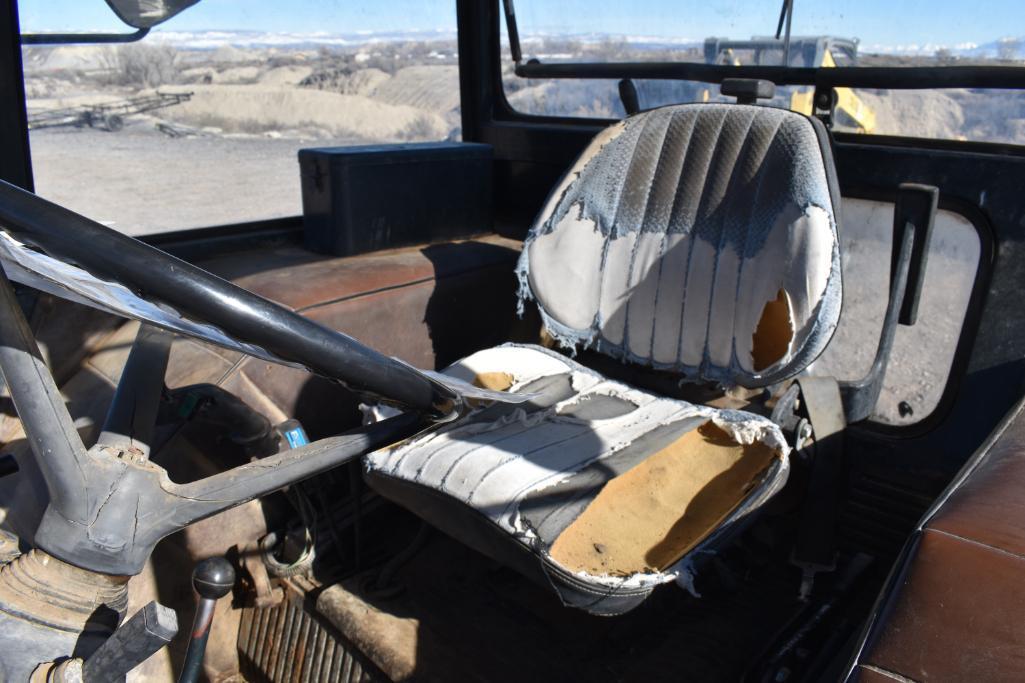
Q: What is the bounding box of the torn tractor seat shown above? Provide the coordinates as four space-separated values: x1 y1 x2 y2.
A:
518 102 842 387
366 345 789 615
366 102 841 615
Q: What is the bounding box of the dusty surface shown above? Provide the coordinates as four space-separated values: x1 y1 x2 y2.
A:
316 582 421 681
550 422 778 575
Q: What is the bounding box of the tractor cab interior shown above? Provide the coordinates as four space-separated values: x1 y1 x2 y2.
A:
1 1 1024 682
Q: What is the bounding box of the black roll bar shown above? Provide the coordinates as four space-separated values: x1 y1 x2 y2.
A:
514 60 1025 91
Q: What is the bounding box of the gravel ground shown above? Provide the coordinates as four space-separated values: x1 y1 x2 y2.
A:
25 125 979 425
29 123 358 234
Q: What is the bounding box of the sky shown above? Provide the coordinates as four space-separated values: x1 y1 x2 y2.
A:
17 0 1025 49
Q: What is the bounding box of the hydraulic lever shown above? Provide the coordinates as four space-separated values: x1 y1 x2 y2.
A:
81 601 179 681
839 183 939 422
618 79 640 115
179 557 236 683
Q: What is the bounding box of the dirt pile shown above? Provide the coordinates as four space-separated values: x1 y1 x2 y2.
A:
854 89 966 139
166 84 449 140
369 65 460 113
300 66 390 95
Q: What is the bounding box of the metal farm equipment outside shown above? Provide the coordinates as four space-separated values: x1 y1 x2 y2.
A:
27 91 193 132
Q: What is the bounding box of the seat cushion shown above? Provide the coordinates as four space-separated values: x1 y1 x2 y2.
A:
516 103 842 388
365 345 789 615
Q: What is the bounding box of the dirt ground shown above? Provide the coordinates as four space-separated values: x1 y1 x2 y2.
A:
30 124 321 233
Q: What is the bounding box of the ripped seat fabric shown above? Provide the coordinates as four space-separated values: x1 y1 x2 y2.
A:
366 102 839 615
517 103 842 388
365 345 789 616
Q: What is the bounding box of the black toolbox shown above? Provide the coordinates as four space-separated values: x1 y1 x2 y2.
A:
298 142 493 256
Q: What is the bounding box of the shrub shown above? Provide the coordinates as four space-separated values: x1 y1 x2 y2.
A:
400 114 438 141
101 43 180 88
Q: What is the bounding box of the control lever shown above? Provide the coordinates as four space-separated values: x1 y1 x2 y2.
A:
81 601 178 682
618 79 640 116
29 601 178 682
839 183 938 422
890 183 939 325
179 557 236 683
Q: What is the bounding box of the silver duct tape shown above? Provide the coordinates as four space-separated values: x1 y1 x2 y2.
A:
0 231 535 406
0 230 288 364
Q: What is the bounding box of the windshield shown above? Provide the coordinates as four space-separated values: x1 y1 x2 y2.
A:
19 0 458 235
503 1 1025 146
509 0 1024 67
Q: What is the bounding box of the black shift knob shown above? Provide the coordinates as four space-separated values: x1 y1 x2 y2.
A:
192 557 235 600
180 557 236 682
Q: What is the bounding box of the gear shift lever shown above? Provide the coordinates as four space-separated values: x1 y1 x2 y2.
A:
179 557 235 683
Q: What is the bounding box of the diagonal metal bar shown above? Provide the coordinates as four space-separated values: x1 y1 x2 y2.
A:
98 324 173 458
173 412 424 525
0 263 90 522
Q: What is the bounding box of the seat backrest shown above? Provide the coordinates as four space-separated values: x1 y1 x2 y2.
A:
517 103 842 388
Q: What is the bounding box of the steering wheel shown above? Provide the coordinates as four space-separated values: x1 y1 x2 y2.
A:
0 179 471 575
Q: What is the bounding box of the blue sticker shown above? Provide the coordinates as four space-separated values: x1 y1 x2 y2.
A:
284 427 309 449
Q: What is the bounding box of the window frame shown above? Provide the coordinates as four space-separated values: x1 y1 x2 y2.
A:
470 1 1003 437
826 189 995 435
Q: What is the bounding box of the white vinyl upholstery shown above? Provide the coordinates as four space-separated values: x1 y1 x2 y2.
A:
517 104 842 387
366 345 788 598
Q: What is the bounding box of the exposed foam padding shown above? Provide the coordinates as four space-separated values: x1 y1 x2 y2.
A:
752 289 794 372
472 372 515 391
367 344 790 599
548 422 778 576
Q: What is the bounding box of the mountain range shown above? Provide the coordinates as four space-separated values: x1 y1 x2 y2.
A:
130 29 1025 60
